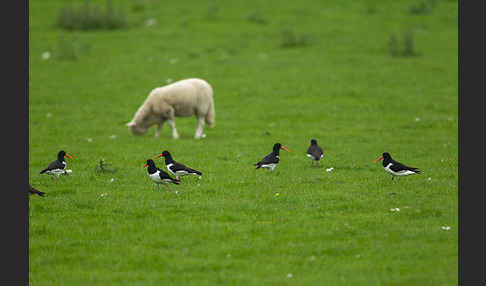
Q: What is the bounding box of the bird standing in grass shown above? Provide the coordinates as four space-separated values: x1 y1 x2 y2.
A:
306 139 324 166
29 184 45 197
375 152 421 180
153 150 202 180
40 150 73 177
143 159 180 190
255 142 290 171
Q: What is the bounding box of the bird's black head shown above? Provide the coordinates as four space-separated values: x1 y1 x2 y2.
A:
161 150 173 163
142 159 156 169
272 142 290 153
375 152 392 164
154 150 173 164
310 139 318 145
162 150 171 157
57 150 73 161
146 159 156 167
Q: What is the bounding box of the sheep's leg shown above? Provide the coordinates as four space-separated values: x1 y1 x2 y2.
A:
194 117 205 139
163 106 179 139
168 119 180 139
154 122 164 138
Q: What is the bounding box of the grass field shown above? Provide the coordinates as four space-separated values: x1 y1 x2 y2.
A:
29 0 458 285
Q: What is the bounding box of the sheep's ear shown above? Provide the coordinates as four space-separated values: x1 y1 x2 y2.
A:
126 121 136 127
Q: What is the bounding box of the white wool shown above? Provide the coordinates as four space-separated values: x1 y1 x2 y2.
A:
126 78 215 139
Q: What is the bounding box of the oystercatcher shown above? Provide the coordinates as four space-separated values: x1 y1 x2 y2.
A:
306 139 324 166
40 150 73 176
29 184 45 197
153 150 202 180
375 152 421 180
255 142 290 171
143 159 180 190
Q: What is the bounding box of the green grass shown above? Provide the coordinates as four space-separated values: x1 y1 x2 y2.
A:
29 0 458 285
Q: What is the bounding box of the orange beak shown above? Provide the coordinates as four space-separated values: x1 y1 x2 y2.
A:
142 163 148 168
153 154 164 159
375 155 383 163
65 153 73 160
280 146 290 152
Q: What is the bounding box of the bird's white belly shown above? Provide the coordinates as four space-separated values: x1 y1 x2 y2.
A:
307 154 323 160
46 168 71 176
167 163 191 177
384 163 416 176
166 164 176 175
149 171 163 183
306 154 316 160
261 163 277 170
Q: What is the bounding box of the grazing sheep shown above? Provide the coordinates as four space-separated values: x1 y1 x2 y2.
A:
126 78 215 139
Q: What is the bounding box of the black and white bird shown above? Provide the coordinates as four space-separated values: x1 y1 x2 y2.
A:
40 150 73 176
375 152 421 180
153 150 202 180
306 139 324 166
143 159 180 190
29 184 45 197
255 142 290 171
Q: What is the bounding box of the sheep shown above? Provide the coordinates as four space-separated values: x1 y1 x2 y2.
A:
126 78 215 139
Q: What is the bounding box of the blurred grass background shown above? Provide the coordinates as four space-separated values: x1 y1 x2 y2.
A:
29 0 457 285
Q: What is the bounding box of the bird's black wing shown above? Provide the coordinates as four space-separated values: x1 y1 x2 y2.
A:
40 160 64 173
29 185 45 196
390 160 420 173
255 152 278 168
306 145 313 155
307 145 323 160
170 161 202 176
317 146 323 157
169 161 187 172
158 168 181 184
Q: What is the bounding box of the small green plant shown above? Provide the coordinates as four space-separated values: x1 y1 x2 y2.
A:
388 30 420 57
205 3 220 20
408 0 436 15
56 34 77 61
94 158 117 174
281 26 313 48
187 51 200 59
248 11 268 25
388 34 399 57
402 30 419 57
56 0 127 31
131 0 151 12
365 4 378 14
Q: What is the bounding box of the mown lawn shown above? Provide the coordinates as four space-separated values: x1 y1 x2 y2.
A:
29 0 458 285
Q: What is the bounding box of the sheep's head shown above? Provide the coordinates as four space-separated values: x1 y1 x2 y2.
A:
126 121 149 136
127 100 165 136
